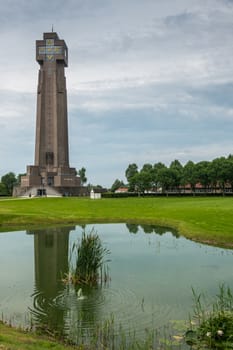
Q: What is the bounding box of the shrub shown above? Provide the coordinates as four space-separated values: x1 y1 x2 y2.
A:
186 284 233 348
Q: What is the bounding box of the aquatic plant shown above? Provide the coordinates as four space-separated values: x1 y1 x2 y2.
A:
185 284 233 349
67 313 186 350
65 229 110 286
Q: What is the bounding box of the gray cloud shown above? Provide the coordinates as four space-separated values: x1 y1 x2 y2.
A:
1 0 233 186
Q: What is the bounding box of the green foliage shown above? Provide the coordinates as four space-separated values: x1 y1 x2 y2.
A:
110 178 125 192
68 229 110 285
0 182 8 196
78 167 87 185
0 318 186 350
1 172 17 195
186 285 233 348
131 171 153 193
0 321 77 350
157 167 176 192
125 155 233 193
102 191 138 198
183 161 198 191
169 160 183 189
125 163 138 191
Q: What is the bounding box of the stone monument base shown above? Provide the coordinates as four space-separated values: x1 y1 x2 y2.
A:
13 184 88 197
14 164 87 197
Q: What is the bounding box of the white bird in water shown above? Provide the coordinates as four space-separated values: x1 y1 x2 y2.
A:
77 288 86 300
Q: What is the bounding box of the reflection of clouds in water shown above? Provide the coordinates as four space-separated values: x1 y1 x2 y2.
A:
1 224 233 344
57 283 172 339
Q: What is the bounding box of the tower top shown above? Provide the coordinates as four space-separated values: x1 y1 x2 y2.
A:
43 32 59 40
36 32 68 67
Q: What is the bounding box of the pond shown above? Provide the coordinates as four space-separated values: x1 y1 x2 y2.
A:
0 223 233 346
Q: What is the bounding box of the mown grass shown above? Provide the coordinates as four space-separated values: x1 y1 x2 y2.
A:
0 196 233 247
0 321 78 350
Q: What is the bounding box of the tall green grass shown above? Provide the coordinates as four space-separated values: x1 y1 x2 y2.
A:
68 316 187 349
66 229 110 285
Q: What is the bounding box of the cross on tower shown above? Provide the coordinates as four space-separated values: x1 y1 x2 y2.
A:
36 32 68 66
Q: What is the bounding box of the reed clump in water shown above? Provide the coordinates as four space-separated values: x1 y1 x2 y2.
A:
64 229 110 286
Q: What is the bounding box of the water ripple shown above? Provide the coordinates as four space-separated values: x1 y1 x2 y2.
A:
47 285 176 337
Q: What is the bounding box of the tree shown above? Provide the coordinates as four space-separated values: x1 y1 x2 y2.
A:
78 167 87 186
211 157 233 193
157 167 175 193
183 160 198 192
209 158 224 192
133 164 154 193
132 171 153 194
196 161 211 189
125 163 138 191
0 183 8 196
125 163 138 181
141 163 153 173
152 162 166 190
227 156 233 191
1 172 17 195
110 179 124 192
169 160 183 190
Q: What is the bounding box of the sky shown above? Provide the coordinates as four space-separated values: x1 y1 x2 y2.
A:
1 0 233 187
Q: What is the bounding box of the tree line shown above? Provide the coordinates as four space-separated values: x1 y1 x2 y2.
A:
2 156 233 196
111 155 233 194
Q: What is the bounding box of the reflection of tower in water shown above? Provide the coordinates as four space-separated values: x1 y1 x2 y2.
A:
28 226 74 334
28 226 108 343
34 227 71 295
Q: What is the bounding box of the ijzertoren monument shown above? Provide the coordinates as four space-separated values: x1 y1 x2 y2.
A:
15 32 83 197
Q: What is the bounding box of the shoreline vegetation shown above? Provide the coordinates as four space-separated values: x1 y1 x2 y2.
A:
0 321 77 350
0 196 233 248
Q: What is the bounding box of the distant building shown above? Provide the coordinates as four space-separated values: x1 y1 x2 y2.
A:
14 32 86 197
115 187 128 193
90 189 101 199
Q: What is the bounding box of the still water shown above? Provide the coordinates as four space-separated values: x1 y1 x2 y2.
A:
0 223 233 343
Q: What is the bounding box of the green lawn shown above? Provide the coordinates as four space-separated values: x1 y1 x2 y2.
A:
0 321 79 350
0 196 233 247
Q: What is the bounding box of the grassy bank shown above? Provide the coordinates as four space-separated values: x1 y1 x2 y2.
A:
0 321 77 350
0 320 184 350
0 196 233 247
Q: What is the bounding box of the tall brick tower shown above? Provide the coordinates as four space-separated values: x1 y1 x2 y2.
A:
17 32 81 196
